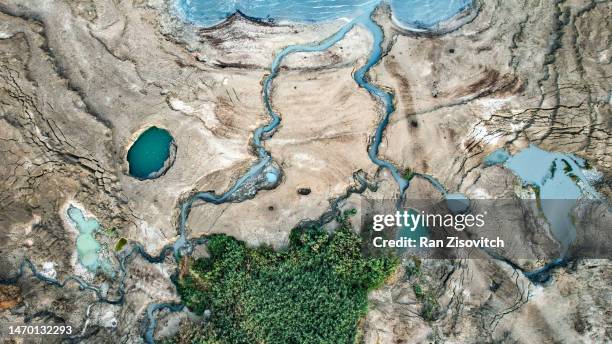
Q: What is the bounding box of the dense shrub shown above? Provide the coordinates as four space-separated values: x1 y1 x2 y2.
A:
177 217 398 344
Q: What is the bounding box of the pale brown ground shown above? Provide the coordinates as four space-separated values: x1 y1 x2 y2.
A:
0 0 609 342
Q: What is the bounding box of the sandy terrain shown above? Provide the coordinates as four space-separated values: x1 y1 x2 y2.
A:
0 0 609 342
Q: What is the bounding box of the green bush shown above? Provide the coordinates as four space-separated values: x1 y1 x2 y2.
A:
177 223 398 344
115 238 128 251
402 168 415 181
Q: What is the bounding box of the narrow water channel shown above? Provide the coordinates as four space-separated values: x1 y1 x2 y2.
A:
1 2 486 343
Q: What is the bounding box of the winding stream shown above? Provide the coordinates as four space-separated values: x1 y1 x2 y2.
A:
0 3 482 343
147 12 410 336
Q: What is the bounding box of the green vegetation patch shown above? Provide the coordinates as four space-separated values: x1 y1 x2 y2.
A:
402 167 415 181
177 218 398 344
405 257 439 322
115 238 128 252
102 226 119 238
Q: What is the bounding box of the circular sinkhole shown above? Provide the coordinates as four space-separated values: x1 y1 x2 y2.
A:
127 126 176 180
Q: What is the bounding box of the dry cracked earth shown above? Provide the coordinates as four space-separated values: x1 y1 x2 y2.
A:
0 0 610 343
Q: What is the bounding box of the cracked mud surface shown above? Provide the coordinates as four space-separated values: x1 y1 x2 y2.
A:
0 0 610 342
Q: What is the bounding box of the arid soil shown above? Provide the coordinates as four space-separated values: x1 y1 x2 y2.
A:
0 0 609 342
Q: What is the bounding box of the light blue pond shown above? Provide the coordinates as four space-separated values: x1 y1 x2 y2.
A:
389 0 472 29
177 0 378 27
483 148 511 166
67 206 102 272
176 0 472 30
265 171 279 183
500 145 598 254
504 145 595 198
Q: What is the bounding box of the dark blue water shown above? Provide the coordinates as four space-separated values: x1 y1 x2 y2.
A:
127 127 174 179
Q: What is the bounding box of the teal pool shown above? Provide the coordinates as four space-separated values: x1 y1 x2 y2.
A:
127 127 175 180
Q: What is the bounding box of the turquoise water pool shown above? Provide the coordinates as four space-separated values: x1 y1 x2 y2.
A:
67 206 102 272
127 127 175 180
176 0 472 29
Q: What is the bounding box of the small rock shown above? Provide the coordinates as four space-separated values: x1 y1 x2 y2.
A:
297 188 311 196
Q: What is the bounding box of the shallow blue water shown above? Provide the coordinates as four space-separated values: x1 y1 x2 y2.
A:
480 146 602 282
176 0 472 29
389 0 472 29
501 145 598 255
127 127 174 180
483 148 511 166
67 206 103 272
265 171 279 183
503 145 595 198
144 303 185 343
177 0 378 27
356 15 410 198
